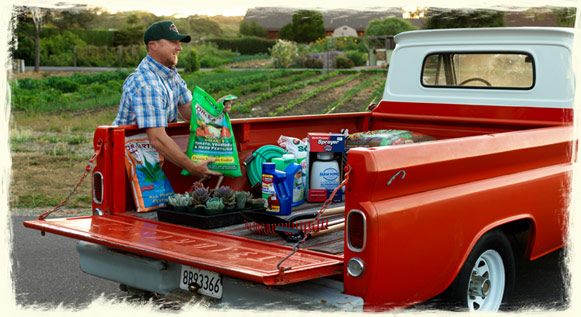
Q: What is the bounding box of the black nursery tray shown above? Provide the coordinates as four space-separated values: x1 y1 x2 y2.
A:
156 206 266 229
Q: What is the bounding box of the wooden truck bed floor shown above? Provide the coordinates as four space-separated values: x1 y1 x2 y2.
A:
131 201 346 256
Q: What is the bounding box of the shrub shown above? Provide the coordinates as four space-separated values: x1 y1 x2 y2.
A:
204 37 275 55
200 56 229 68
365 17 417 36
270 39 298 68
345 50 367 66
196 43 237 59
303 58 323 69
292 9 326 43
184 47 200 73
336 55 354 69
46 77 79 93
239 18 267 38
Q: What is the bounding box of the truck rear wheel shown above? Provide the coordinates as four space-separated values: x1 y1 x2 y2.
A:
446 229 515 311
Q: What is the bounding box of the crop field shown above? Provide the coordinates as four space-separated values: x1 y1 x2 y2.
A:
8 69 386 212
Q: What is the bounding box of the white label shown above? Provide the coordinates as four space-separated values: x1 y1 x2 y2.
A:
179 265 223 299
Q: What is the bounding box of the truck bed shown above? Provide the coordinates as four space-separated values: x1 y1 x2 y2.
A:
132 201 346 255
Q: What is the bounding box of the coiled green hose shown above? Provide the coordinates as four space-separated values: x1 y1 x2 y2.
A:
244 145 287 186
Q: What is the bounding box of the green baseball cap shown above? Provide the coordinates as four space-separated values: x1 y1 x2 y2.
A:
144 21 191 44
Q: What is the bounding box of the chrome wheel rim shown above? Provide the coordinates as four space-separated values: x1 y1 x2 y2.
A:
467 249 505 311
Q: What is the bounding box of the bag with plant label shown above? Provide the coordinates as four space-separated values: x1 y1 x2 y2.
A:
125 133 174 212
181 86 242 177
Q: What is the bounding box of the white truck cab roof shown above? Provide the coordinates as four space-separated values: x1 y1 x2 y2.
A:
383 27 575 108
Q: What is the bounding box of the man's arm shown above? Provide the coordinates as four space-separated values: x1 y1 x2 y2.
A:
178 101 192 121
146 127 221 179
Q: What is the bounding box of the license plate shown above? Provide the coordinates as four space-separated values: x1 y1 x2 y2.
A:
179 265 223 299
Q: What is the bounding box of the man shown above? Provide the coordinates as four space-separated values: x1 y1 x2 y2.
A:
113 21 225 181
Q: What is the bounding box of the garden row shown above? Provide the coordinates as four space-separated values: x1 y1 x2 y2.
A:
10 69 386 116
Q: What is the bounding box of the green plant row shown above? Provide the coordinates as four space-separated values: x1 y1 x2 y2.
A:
184 69 292 94
10 133 91 147
269 72 363 116
213 70 318 98
365 77 387 110
14 70 131 92
322 73 384 114
233 71 341 113
10 71 130 113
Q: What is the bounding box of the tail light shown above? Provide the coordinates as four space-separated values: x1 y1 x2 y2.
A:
93 172 103 204
347 210 367 252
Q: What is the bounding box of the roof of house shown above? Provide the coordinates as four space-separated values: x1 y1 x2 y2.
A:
244 7 404 31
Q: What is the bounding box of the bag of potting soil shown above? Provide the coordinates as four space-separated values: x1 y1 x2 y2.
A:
181 86 242 177
124 133 174 212
346 130 436 149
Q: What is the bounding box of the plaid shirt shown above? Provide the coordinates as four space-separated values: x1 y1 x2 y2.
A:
113 55 192 128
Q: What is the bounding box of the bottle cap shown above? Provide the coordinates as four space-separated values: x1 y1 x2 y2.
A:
317 152 334 160
262 162 275 172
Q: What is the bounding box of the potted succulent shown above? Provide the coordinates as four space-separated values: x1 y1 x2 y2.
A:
191 187 211 214
167 193 192 212
214 186 236 211
205 197 224 215
235 191 253 210
250 198 266 209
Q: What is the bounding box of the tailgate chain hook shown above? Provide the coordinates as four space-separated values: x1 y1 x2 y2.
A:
387 170 406 186
276 165 352 275
38 139 103 221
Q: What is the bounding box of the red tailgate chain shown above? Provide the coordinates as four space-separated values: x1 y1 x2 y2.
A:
276 164 352 274
38 140 103 220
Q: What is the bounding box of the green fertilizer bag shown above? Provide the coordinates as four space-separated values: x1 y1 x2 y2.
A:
181 86 242 177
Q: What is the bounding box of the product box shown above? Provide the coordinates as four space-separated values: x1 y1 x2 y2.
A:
306 133 345 202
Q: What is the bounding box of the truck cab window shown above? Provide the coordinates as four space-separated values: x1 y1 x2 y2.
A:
422 53 534 89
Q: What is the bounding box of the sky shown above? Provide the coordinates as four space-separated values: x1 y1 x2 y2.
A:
6 0 580 17
1 0 581 315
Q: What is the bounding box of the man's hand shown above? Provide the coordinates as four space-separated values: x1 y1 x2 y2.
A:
216 95 235 113
223 100 232 113
146 127 222 179
193 159 222 181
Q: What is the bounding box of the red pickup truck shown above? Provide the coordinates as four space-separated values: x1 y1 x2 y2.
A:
24 27 574 312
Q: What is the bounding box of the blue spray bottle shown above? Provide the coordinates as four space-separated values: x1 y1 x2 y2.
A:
261 162 292 215
273 154 304 207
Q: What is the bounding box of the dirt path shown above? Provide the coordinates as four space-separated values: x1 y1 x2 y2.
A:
339 74 386 113
282 73 375 116
230 74 352 118
233 73 320 106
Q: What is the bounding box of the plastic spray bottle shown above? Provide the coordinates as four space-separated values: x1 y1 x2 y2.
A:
261 162 292 215
273 154 304 206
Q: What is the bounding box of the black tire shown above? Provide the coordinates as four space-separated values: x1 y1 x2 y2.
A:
444 229 515 311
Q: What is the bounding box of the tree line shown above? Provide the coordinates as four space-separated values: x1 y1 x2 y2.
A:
11 5 576 72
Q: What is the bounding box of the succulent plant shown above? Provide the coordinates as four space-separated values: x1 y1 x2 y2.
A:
234 191 253 209
250 198 266 208
192 187 211 207
205 197 224 211
189 181 205 192
234 191 247 209
167 193 192 207
214 186 236 208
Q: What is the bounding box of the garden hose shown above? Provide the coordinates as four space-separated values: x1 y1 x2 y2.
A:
244 145 287 186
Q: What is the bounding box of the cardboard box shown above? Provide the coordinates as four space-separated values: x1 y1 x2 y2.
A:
306 133 345 202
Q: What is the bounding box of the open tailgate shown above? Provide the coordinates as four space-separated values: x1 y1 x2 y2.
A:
23 215 343 286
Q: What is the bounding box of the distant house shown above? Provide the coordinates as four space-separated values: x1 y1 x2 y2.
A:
243 7 563 40
332 25 358 37
243 7 406 39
